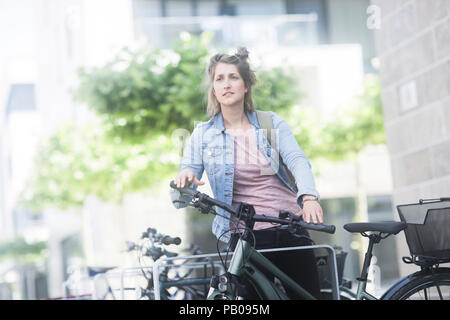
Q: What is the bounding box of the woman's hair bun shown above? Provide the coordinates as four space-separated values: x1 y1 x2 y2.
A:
235 47 249 60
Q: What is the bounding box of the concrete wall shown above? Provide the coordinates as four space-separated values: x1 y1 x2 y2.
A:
371 0 450 275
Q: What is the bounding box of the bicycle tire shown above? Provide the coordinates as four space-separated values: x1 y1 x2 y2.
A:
388 269 450 300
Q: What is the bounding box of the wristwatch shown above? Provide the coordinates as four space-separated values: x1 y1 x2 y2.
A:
300 195 319 208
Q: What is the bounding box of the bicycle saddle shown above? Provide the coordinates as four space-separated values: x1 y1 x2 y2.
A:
344 221 406 235
87 266 116 277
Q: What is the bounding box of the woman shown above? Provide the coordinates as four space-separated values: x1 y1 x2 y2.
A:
174 47 324 299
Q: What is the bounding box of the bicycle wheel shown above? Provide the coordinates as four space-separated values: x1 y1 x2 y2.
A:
389 270 450 300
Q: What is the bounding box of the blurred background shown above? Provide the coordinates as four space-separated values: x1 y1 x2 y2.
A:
0 0 449 299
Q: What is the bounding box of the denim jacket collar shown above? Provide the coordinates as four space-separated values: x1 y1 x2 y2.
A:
213 110 260 133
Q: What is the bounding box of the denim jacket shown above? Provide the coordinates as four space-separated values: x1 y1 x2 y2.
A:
179 110 320 242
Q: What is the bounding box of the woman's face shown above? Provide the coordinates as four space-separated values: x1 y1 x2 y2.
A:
213 63 248 109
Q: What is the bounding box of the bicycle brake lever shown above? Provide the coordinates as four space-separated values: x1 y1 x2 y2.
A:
278 210 290 219
193 200 213 214
286 211 303 235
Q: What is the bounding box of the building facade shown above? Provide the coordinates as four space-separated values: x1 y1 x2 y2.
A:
372 0 450 276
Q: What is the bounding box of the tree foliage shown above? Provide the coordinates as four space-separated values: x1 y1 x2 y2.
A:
319 74 385 161
73 33 299 143
280 105 323 161
73 35 209 143
253 66 299 113
20 119 177 211
0 236 47 264
74 33 300 142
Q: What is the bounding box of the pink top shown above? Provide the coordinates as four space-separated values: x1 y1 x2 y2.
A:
229 128 301 231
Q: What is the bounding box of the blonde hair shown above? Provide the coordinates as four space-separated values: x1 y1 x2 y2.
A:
206 47 257 118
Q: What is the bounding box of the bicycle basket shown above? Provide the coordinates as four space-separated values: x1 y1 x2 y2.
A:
397 199 450 264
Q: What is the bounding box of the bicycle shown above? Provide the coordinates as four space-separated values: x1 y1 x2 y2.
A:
126 227 214 300
342 197 450 300
170 181 338 300
171 182 450 300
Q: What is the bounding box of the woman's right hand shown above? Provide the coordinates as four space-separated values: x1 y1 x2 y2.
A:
174 169 205 188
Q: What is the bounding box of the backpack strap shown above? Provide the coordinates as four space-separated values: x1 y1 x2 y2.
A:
256 110 277 151
255 110 298 193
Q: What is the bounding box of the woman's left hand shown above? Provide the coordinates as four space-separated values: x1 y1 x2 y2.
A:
302 200 324 224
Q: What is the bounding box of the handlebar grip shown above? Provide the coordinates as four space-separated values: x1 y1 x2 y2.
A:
170 180 197 197
162 235 182 245
298 221 336 234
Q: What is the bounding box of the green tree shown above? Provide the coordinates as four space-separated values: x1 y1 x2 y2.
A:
74 34 215 144
0 236 47 264
73 33 299 144
20 120 177 211
282 105 324 162
254 65 299 114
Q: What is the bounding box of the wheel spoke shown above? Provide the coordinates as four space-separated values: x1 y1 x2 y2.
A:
436 284 443 300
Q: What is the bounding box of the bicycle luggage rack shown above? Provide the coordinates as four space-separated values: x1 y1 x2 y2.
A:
84 261 225 299
152 244 340 300
90 267 154 300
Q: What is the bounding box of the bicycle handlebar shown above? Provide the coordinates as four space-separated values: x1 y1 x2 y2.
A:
169 180 335 235
257 214 335 234
140 226 182 246
170 181 238 215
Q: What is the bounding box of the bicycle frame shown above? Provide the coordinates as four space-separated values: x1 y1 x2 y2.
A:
152 240 340 300
209 238 340 300
355 281 377 300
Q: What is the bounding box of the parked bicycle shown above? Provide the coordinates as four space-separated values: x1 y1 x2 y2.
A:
170 181 450 300
125 227 214 300
60 264 123 300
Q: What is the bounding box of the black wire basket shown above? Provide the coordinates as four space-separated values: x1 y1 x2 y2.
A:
397 198 450 265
